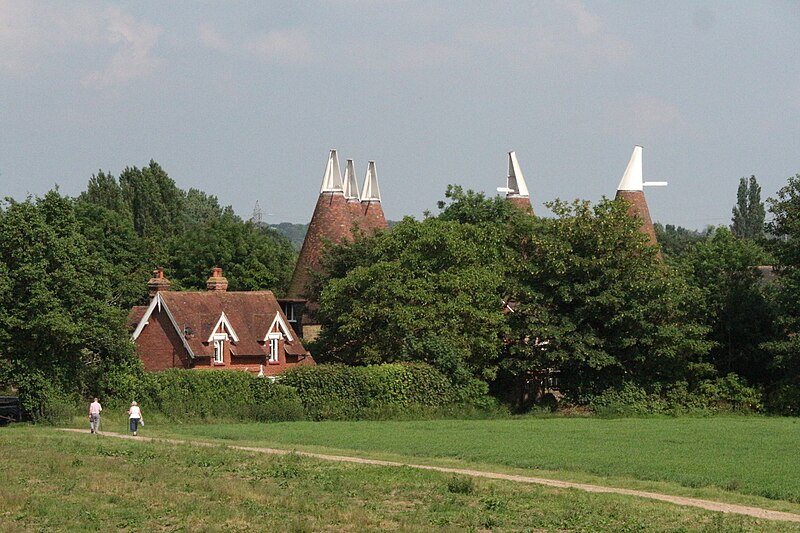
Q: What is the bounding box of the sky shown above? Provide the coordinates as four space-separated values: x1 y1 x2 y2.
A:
1 1 799 229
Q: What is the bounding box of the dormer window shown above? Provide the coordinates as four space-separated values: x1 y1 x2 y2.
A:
267 332 281 363
212 333 227 364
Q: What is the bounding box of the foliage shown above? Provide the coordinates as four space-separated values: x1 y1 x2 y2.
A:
731 175 766 240
75 162 297 301
676 227 778 384
133 369 305 422
167 213 295 293
270 222 309 251
503 197 712 397
312 211 510 382
280 363 490 420
0 192 139 419
764 173 800 414
588 375 762 417
654 222 710 257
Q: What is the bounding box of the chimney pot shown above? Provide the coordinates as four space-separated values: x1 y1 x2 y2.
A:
147 267 170 299
207 267 228 292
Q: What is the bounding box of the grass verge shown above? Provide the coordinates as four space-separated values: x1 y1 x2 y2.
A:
2 425 800 532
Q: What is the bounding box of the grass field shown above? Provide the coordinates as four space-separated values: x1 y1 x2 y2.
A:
110 416 800 510
2 425 800 532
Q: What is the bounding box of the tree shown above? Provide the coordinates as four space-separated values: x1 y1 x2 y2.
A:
677 227 778 384
502 198 712 398
763 174 800 413
0 192 139 416
167 213 296 293
312 215 510 384
731 175 766 240
654 223 710 258
312 187 712 403
118 160 186 240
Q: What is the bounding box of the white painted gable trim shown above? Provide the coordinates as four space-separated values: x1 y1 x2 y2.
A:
264 311 294 343
131 293 195 359
207 312 240 343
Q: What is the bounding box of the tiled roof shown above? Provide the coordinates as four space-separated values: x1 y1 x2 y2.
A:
132 291 307 357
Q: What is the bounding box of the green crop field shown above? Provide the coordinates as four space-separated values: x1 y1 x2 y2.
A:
124 416 800 510
2 425 800 532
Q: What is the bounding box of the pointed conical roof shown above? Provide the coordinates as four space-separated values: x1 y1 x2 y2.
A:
617 145 643 192
320 149 343 193
343 159 360 200
503 151 533 214
360 160 388 231
507 151 530 197
288 150 353 300
360 160 382 202
615 145 657 248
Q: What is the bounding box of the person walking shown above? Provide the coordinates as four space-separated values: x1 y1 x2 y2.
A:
89 397 102 434
128 401 143 436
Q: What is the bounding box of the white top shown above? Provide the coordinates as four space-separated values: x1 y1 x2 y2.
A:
343 159 360 200
360 160 382 202
506 151 529 197
129 405 142 419
617 145 643 192
320 149 344 193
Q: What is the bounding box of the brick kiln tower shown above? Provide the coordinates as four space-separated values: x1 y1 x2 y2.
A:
287 149 352 300
288 150 387 302
615 145 667 248
499 151 533 214
360 160 388 232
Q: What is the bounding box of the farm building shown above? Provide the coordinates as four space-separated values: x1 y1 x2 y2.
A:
128 268 313 375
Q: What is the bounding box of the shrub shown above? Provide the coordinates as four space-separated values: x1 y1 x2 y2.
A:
447 475 475 494
281 362 491 420
110 369 304 422
588 375 763 417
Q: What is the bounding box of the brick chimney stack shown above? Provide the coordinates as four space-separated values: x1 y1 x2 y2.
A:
147 267 171 299
207 267 229 292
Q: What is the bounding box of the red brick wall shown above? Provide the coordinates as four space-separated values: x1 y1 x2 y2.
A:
616 190 658 247
361 201 388 232
135 310 190 371
288 192 354 299
506 196 533 214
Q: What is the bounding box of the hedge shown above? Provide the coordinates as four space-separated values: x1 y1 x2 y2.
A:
105 362 492 422
281 362 489 420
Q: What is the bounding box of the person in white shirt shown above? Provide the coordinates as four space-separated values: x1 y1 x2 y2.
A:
128 401 143 436
89 398 102 434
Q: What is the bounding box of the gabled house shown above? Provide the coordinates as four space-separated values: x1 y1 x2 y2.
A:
128 268 313 375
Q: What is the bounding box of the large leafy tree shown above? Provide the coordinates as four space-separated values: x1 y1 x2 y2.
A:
0 192 138 414
677 227 778 384
76 163 297 300
763 174 800 413
168 213 296 293
731 175 766 240
502 198 712 398
313 187 712 401
312 215 509 383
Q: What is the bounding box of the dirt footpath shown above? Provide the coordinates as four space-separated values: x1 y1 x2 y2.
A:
60 429 800 523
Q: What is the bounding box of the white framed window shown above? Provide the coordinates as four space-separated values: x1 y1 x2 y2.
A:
212 333 227 364
282 303 296 323
267 333 281 363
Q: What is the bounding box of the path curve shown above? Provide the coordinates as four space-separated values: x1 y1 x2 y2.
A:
59 429 800 523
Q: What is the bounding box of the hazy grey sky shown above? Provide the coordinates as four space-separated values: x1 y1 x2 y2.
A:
2 1 799 229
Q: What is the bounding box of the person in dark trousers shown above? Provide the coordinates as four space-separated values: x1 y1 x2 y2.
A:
128 401 143 436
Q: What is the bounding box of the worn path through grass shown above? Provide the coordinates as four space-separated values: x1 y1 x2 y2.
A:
60 428 800 524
